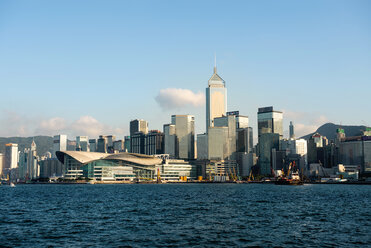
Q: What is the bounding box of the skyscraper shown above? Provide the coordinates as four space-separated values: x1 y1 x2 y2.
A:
171 115 195 160
289 121 295 139
144 130 164 155
206 66 227 132
4 143 18 174
124 136 131 153
97 135 108 153
53 135 67 158
27 140 39 179
130 119 148 136
76 136 89 152
89 139 97 152
164 124 176 158
257 106 283 138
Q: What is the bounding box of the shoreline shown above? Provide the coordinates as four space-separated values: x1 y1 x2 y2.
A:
7 181 371 185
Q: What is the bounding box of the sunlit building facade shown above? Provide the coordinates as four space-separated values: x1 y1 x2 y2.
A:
206 66 227 131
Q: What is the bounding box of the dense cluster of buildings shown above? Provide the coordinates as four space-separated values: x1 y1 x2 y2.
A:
1 65 370 183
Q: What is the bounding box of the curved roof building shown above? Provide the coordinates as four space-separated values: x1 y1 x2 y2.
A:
56 151 162 167
56 151 163 180
56 151 196 181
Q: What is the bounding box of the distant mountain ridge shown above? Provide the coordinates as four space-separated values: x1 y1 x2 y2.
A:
301 123 367 141
0 136 53 156
0 136 76 156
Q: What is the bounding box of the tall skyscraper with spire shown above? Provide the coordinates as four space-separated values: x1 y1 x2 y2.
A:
206 64 227 132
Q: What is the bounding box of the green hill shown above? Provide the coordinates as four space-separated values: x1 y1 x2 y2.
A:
301 123 367 141
0 136 53 156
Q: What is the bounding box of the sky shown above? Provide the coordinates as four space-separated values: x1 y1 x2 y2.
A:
0 0 370 141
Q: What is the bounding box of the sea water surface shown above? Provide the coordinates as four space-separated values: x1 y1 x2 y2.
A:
0 184 370 247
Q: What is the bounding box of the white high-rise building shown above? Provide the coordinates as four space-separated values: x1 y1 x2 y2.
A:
53 135 67 158
76 136 89 152
4 143 18 173
28 140 39 179
206 66 227 132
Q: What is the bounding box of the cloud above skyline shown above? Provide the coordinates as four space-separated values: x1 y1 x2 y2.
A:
155 88 205 110
0 111 124 138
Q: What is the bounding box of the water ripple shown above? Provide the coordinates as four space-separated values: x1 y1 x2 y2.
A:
0 184 370 247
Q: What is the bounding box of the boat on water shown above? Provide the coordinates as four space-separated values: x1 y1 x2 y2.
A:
275 173 303 185
10 182 16 187
275 162 303 185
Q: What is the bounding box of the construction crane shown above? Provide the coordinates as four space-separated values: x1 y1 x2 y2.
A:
232 166 237 181
286 162 293 179
248 169 254 182
156 168 161 183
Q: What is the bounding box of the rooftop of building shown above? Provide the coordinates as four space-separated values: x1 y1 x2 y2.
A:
208 67 225 86
257 106 283 114
56 151 162 167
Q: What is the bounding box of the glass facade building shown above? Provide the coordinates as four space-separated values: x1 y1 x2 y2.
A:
257 106 283 138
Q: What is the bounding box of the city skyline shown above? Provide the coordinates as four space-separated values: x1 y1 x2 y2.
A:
0 0 370 139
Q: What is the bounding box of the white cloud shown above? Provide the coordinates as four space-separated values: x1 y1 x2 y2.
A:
69 116 125 137
0 111 33 137
69 116 105 137
0 111 124 138
155 88 205 110
37 117 67 135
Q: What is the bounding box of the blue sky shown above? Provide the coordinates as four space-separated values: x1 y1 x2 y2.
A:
0 0 370 140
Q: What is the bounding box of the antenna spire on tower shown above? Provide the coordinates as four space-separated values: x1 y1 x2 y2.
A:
214 53 217 73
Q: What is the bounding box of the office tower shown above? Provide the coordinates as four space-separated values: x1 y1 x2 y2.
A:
281 138 308 167
289 121 295 139
144 130 164 155
213 115 237 160
171 115 195 160
124 136 131 153
208 127 229 160
76 136 89 152
206 65 227 131
53 135 67 158
97 135 108 153
130 119 148 136
237 127 253 153
131 132 146 154
18 140 38 180
227 111 249 129
107 135 116 153
196 134 208 160
257 106 283 138
39 158 65 179
164 124 176 158
89 139 97 152
312 133 324 148
29 140 38 179
339 138 371 174
113 140 125 153
4 144 18 174
259 133 280 175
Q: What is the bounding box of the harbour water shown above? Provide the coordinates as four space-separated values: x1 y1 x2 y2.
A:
1 184 370 247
